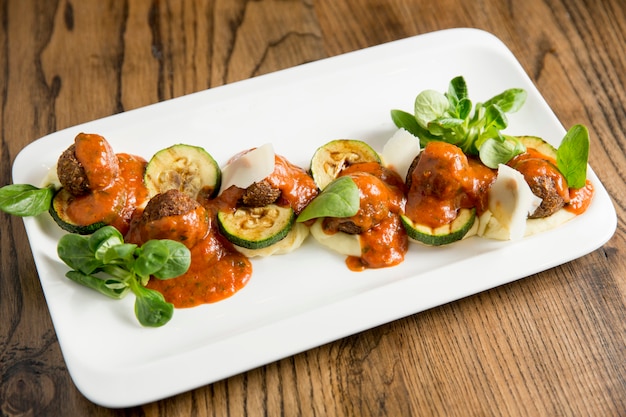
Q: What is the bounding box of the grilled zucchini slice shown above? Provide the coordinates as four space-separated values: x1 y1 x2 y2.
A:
517 136 558 159
232 222 310 258
401 208 477 246
144 144 221 201
217 204 295 250
309 139 381 190
49 188 120 235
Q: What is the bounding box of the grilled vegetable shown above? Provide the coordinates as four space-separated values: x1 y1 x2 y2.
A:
309 139 381 190
517 136 557 159
217 204 295 250
144 144 221 201
49 188 122 235
400 208 477 246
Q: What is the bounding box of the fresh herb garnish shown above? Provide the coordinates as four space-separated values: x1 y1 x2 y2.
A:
297 176 360 222
0 184 55 216
391 75 528 168
57 226 191 327
557 124 590 189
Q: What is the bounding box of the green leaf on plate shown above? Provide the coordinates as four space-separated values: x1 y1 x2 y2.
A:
557 124 589 189
0 184 54 217
297 176 359 222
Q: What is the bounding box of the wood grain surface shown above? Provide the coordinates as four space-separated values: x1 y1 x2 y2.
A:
1 0 625 415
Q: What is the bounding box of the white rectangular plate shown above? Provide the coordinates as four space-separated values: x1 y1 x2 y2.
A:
13 28 617 408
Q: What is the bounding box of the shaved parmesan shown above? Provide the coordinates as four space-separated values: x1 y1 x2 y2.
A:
382 129 421 181
487 164 542 240
219 143 275 193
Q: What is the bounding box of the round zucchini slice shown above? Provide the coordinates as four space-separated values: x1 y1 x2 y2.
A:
401 208 476 246
217 204 295 250
233 222 310 258
49 188 109 235
144 144 221 201
516 136 557 159
310 139 381 190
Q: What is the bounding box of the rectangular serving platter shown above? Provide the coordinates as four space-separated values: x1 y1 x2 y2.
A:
13 28 617 408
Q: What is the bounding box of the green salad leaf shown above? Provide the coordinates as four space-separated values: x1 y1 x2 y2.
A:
391 76 528 168
130 280 174 328
0 184 54 217
57 225 191 327
297 176 359 222
557 124 590 189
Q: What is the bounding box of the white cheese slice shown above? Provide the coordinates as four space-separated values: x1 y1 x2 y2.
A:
487 164 542 240
381 128 421 181
219 143 275 193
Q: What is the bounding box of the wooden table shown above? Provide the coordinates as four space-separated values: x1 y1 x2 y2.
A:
1 0 624 415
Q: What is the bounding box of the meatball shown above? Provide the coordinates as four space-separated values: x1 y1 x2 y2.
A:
129 189 208 248
404 153 421 190
57 133 120 195
323 172 397 235
142 189 200 222
323 217 363 235
512 158 568 218
527 175 566 218
57 144 90 196
241 181 281 207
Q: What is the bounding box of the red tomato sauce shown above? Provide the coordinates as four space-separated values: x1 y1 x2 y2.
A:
141 152 319 306
334 162 408 271
265 154 319 213
346 214 408 272
566 179 594 214
65 141 149 235
126 190 253 308
59 132 596 306
60 134 254 308
145 222 252 308
117 153 150 215
405 141 496 229
65 178 127 227
125 205 210 249
74 133 120 190
508 154 570 203
509 146 595 214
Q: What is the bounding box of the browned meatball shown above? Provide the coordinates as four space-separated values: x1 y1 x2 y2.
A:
142 189 200 222
512 158 568 218
129 189 208 248
57 133 120 195
323 217 363 235
241 181 281 207
404 153 421 190
322 172 398 235
527 176 566 218
57 144 90 196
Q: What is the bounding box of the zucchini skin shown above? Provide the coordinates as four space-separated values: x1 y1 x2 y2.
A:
309 139 381 190
516 136 557 159
49 188 107 235
400 208 476 246
217 204 295 250
144 144 221 201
